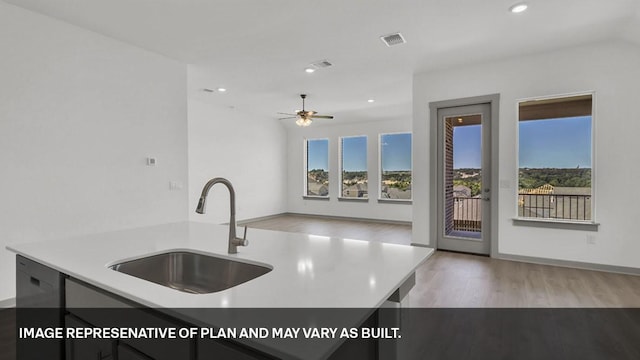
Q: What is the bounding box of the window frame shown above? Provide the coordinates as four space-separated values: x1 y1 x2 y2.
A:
303 138 330 199
378 132 413 203
338 135 369 201
514 91 597 227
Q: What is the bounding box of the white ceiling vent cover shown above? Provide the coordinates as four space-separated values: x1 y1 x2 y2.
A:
311 59 333 69
380 33 406 47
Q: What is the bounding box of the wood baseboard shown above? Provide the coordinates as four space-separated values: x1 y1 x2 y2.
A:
498 253 640 276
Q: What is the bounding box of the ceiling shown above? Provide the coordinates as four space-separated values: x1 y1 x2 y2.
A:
5 0 640 125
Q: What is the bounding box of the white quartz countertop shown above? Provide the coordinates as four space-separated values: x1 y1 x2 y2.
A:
9 221 434 359
8 221 433 309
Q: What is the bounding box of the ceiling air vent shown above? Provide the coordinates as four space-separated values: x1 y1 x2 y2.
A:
380 32 406 47
311 59 333 69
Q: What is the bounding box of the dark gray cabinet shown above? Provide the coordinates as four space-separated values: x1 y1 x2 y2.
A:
16 255 64 360
118 343 153 360
65 278 194 360
16 255 63 308
197 338 275 360
65 315 114 360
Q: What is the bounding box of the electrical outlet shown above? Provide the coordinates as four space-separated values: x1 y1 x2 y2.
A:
586 235 596 245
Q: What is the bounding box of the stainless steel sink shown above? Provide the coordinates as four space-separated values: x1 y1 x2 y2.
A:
109 251 272 294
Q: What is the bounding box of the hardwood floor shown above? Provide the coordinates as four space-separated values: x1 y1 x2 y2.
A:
245 214 640 308
243 213 412 245
412 251 640 307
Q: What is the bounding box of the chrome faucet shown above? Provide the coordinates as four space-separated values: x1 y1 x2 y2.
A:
195 177 248 254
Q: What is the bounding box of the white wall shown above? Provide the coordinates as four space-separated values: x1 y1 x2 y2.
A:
287 119 412 222
187 98 287 224
0 3 189 302
413 40 640 269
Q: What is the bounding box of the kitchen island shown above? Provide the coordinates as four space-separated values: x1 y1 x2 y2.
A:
9 221 433 360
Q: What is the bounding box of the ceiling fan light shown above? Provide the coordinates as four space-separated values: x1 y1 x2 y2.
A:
295 117 313 127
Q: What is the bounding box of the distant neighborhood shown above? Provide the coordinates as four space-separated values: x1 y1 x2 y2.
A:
307 167 590 221
306 170 412 199
307 169 329 196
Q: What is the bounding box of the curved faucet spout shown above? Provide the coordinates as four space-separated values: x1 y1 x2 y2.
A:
195 177 248 254
196 177 235 216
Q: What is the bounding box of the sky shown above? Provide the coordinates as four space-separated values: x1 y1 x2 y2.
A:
453 125 482 169
342 136 367 171
453 116 592 169
519 116 592 168
307 139 329 171
381 133 412 171
307 133 412 172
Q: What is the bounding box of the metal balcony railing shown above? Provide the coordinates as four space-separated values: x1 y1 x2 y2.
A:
518 194 592 221
449 193 592 233
452 197 482 232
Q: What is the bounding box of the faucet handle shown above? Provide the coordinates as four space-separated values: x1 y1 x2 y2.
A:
234 226 248 247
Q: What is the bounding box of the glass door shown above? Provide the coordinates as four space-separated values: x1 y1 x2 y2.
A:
436 104 491 254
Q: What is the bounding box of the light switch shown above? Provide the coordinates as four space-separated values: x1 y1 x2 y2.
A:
169 181 183 190
146 157 157 166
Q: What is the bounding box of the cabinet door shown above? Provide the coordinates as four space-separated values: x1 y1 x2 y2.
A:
198 339 274 360
65 315 113 360
118 344 153 360
66 278 193 360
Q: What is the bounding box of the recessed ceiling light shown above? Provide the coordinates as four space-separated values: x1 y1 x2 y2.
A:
367 99 375 103
217 88 227 92
305 68 316 73
509 3 528 13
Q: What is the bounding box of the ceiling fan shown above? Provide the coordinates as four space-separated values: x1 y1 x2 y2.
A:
278 94 334 127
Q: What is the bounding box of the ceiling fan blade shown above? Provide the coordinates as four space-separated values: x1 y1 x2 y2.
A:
310 115 334 119
278 116 297 120
277 112 297 116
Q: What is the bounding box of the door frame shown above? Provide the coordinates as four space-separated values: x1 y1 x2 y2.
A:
429 94 500 257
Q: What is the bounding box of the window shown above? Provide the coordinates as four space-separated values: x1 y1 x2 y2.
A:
517 94 593 222
305 138 329 197
340 136 368 199
380 133 412 200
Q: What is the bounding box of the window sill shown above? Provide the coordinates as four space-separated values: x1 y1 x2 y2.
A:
512 217 599 231
377 199 412 205
338 197 369 202
303 196 330 201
